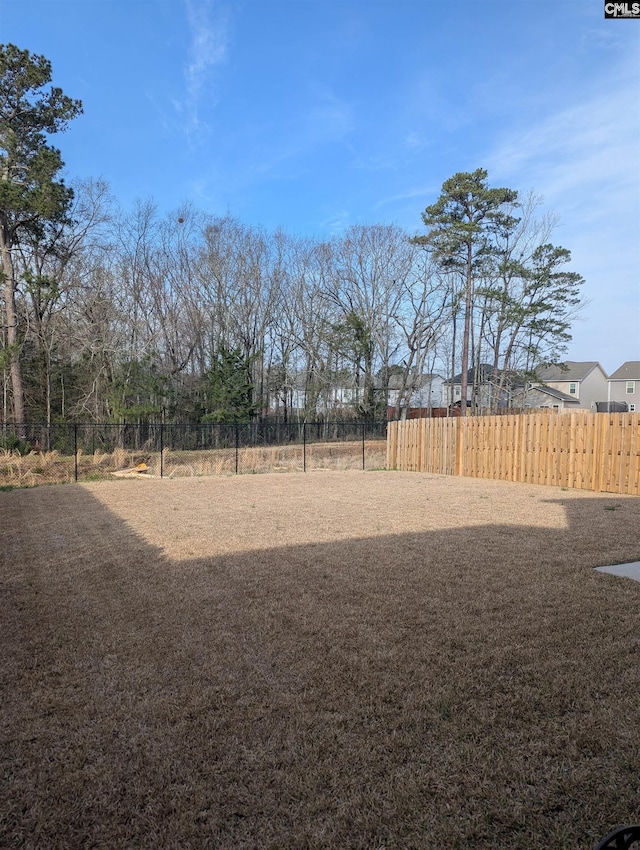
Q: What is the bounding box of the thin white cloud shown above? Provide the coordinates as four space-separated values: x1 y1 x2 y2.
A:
301 89 354 148
404 131 428 151
319 207 351 233
487 87 638 212
373 183 442 212
350 132 432 174
181 0 230 140
484 57 639 276
485 52 640 372
232 88 355 183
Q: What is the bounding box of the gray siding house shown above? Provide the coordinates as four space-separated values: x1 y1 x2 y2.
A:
440 364 510 409
519 385 580 410
607 362 640 412
387 373 444 414
526 361 608 411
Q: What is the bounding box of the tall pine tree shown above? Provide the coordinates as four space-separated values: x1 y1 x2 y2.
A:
0 44 82 425
414 169 518 415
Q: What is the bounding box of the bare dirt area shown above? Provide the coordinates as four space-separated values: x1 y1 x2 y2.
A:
2 472 640 849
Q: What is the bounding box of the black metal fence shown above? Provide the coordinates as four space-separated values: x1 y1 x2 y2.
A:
0 421 388 484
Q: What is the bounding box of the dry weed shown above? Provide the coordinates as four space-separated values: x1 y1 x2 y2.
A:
0 441 385 487
0 449 73 487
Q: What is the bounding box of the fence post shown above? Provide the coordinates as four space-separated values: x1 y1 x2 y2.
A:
455 418 463 477
362 422 366 471
74 423 78 483
235 424 239 475
303 422 307 472
160 423 164 479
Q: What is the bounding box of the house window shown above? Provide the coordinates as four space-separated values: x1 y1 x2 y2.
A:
626 381 635 394
569 382 577 395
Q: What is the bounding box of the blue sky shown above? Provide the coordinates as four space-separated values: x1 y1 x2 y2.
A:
2 0 639 374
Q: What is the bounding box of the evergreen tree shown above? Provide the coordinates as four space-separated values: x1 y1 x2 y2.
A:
0 44 82 425
202 346 258 423
414 169 518 414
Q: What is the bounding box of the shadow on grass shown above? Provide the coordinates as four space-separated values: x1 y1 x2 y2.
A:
1 484 639 850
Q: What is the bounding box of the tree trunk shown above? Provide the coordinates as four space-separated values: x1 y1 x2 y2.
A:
0 227 26 427
459 246 473 418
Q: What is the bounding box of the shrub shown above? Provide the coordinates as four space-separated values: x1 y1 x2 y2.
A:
0 434 31 455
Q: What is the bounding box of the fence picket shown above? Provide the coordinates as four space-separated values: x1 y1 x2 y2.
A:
387 412 640 495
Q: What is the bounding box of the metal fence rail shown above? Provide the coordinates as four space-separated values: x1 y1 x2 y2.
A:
0 421 387 484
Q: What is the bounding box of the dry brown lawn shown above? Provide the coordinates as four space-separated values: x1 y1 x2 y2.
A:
1 472 640 849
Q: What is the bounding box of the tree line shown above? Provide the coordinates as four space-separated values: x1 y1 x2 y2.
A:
1 44 584 428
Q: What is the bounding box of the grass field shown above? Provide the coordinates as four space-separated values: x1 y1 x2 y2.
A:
2 472 640 849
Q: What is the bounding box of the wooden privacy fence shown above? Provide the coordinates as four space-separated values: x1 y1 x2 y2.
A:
386 412 640 495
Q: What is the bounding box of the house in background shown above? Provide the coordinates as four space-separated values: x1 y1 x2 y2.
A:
517 384 581 410
387 373 444 418
440 364 516 410
439 360 614 413
525 361 608 411
606 362 640 413
412 359 640 416
264 371 361 419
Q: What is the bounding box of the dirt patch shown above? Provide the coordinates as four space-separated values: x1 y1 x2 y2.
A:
1 472 639 849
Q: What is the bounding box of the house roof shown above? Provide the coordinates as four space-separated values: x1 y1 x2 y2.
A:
443 364 526 388
527 385 580 404
609 361 640 381
443 364 497 385
536 361 602 382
